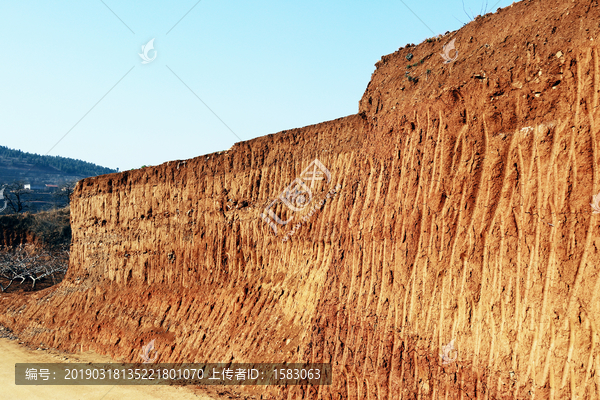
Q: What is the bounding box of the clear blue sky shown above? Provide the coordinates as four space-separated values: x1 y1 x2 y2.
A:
0 0 512 172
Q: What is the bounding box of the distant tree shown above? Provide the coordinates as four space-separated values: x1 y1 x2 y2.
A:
0 145 117 177
53 181 77 207
3 181 29 214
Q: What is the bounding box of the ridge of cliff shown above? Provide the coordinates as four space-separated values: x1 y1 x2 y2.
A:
3 0 600 398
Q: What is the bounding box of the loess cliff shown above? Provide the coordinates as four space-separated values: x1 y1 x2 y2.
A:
3 0 600 398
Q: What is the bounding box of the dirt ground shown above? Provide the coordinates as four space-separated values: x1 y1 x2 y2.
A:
0 337 216 400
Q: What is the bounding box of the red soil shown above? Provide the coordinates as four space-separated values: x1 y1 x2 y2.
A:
3 0 600 398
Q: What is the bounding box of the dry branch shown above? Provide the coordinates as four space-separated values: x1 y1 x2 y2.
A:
0 244 68 292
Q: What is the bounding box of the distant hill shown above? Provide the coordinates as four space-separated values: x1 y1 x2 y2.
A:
0 145 117 187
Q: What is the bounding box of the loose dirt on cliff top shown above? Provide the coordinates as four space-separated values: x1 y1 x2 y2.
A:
3 0 600 399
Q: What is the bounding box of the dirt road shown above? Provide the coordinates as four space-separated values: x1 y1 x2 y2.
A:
0 337 216 400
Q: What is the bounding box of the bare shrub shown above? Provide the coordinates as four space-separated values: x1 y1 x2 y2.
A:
0 244 68 292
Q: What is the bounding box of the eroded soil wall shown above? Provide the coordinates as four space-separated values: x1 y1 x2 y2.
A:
3 0 600 398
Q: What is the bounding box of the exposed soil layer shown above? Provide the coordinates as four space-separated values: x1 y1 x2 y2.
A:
0 207 71 249
2 0 600 398
0 214 40 248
